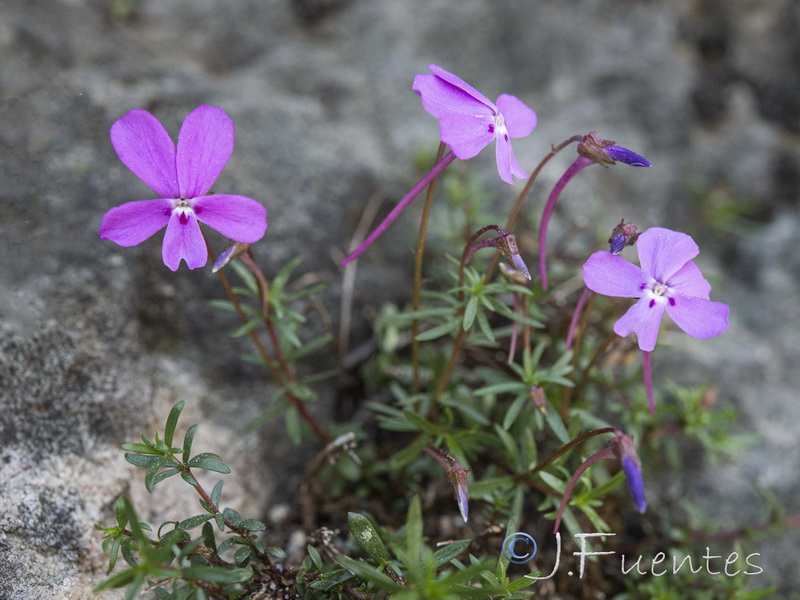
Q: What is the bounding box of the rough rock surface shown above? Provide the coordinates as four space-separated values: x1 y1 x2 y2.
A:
1 0 799 597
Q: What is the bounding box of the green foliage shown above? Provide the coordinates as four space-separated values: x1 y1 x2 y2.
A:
98 147 783 600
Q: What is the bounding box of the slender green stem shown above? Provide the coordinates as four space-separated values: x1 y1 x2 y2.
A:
432 225 506 401
412 143 446 393
214 256 331 445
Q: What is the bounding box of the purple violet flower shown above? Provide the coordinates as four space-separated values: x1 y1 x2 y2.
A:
582 227 729 353
100 105 267 271
412 64 537 184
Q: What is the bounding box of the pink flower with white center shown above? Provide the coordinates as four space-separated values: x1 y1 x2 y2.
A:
582 227 729 352
412 64 537 184
100 105 267 271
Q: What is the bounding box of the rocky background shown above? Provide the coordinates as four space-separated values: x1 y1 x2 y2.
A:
2 0 799 597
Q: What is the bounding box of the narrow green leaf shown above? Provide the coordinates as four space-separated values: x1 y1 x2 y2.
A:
150 467 181 488
402 410 439 435
210 480 224 508
415 320 459 341
335 555 401 591
124 453 162 468
92 567 138 592
307 545 323 571
475 306 495 342
182 424 198 463
543 407 571 444
164 401 184 448
502 394 529 431
234 546 252 565
265 546 286 558
114 497 128 528
462 295 479 331
187 453 231 474
239 519 266 532
120 442 157 454
405 496 423 566
144 460 166 492
178 514 214 530
231 319 261 339
230 259 259 294
208 299 237 312
106 537 121 573
283 332 334 362
347 513 389 564
432 539 470 567
181 470 199 487
285 405 303 445
181 566 252 584
222 508 243 527
201 522 217 553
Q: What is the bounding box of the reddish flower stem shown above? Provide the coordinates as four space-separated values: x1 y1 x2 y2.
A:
538 156 594 291
412 143 447 393
552 447 614 533
566 287 592 350
341 150 457 266
642 350 655 414
214 260 331 445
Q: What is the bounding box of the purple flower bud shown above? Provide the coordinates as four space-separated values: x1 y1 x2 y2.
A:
609 432 647 513
604 145 652 168
608 219 639 254
621 455 647 513
577 131 651 168
447 466 470 523
609 233 627 255
212 241 251 272
494 232 531 280
423 446 470 522
529 386 547 412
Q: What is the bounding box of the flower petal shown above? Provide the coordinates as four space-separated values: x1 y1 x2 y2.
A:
637 228 699 282
495 94 537 138
426 64 496 110
666 295 729 340
583 251 648 297
413 74 494 123
110 110 179 198
667 260 711 299
99 198 172 247
438 114 495 160
162 210 208 271
495 133 527 184
176 105 235 199
614 297 666 352
193 194 267 243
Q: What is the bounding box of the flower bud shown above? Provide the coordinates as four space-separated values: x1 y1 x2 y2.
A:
493 233 531 280
608 219 639 254
577 131 651 168
609 432 647 513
